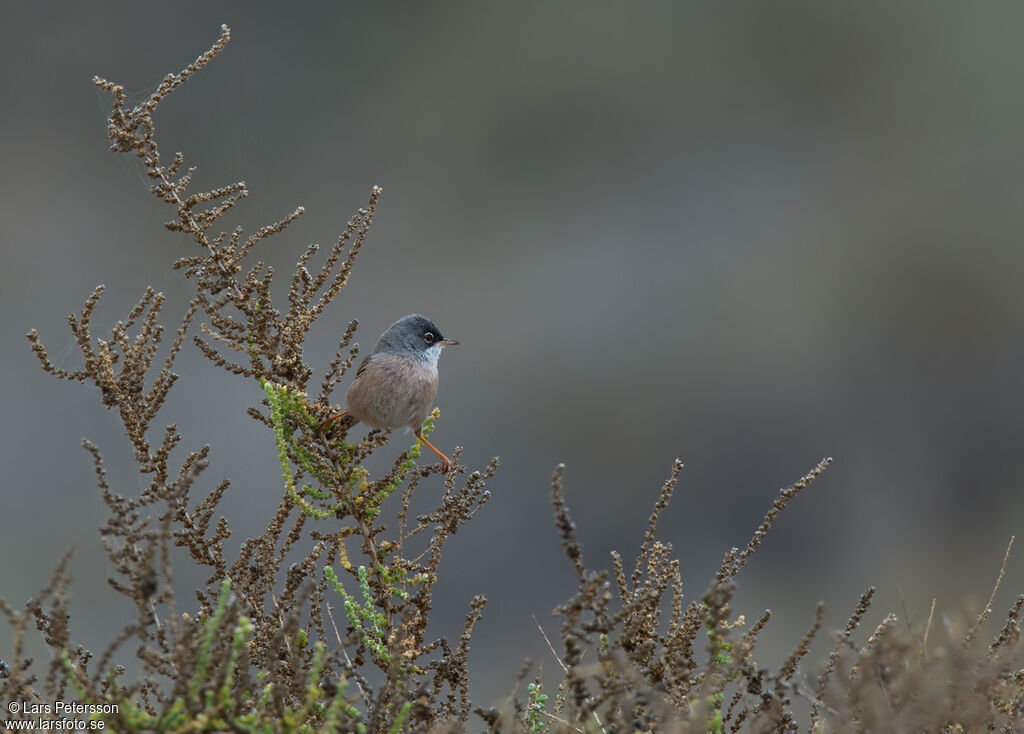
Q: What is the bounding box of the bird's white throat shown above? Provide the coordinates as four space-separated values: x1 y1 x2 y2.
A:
412 343 443 368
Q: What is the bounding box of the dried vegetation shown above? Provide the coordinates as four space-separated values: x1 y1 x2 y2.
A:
6 26 1024 733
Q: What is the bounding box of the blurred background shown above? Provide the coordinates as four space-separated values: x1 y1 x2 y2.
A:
4 2 1024 707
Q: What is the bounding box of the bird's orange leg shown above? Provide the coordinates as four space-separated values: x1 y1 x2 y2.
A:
417 434 452 471
317 410 349 432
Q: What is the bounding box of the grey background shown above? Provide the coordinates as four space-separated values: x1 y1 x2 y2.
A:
4 3 1024 707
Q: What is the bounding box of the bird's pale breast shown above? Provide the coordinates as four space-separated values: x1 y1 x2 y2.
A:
346 352 439 431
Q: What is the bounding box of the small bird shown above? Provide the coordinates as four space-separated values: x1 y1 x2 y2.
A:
319 314 460 470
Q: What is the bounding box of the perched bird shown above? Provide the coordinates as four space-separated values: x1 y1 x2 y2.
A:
319 314 460 469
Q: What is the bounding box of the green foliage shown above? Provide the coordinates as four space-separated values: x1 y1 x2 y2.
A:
523 681 548 733
325 565 391 667
264 379 341 520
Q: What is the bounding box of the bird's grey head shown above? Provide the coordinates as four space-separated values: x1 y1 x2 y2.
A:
374 314 459 364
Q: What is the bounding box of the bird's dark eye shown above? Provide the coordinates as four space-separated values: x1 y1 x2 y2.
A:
424 332 435 344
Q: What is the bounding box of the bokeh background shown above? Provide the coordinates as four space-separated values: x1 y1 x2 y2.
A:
4 3 1024 707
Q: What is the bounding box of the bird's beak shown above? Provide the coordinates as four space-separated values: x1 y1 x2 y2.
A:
439 339 460 346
